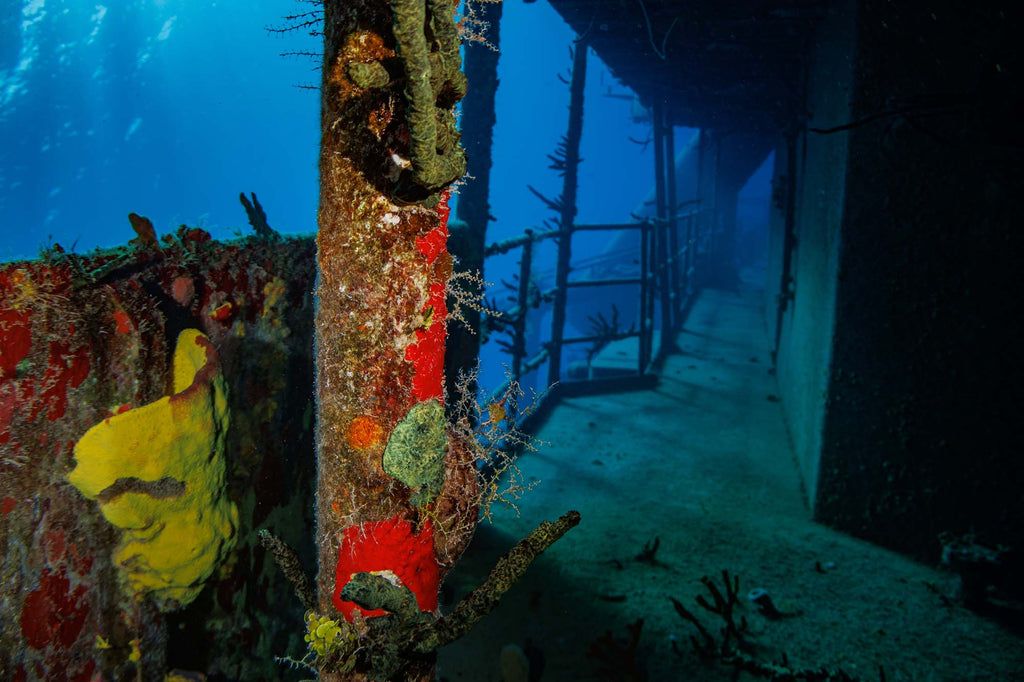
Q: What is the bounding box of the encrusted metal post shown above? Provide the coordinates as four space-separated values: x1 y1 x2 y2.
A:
292 5 582 679
314 1 470 678
547 41 587 385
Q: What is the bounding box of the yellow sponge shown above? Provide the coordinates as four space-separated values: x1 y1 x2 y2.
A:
68 329 238 610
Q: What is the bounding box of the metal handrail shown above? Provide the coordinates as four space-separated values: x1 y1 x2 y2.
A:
469 44 714 402
477 210 714 394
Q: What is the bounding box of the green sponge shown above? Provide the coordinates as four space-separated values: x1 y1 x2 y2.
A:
382 399 448 506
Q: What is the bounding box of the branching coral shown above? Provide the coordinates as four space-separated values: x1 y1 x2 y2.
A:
266 512 580 680
670 569 747 658
446 366 546 521
239 191 281 242
671 571 864 681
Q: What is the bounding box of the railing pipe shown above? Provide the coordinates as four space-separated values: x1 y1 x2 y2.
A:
484 228 559 257
573 222 646 232
561 330 641 346
566 277 643 288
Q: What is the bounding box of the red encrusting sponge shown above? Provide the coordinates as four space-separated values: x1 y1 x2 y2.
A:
333 515 439 621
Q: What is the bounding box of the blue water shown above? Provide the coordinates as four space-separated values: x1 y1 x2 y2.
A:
1 0 664 254
1 0 768 393
1 0 320 261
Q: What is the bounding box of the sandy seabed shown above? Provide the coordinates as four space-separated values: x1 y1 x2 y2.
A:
437 282 1024 682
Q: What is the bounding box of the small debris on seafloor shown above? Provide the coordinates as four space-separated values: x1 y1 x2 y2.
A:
748 587 802 620
635 537 663 565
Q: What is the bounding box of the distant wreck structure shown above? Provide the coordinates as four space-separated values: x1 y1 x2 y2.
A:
2 0 1023 678
537 0 1024 597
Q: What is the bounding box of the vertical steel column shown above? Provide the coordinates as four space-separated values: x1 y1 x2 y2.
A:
708 131 720 271
695 128 705 285
652 101 672 357
684 213 695 296
547 42 587 386
512 233 533 381
638 220 650 373
696 128 718 285
446 0 503 405
665 117 680 331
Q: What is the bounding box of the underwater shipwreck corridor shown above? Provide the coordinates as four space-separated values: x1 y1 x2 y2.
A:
2 0 1024 681
436 280 1024 681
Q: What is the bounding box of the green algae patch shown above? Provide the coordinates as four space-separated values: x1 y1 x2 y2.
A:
382 399 447 506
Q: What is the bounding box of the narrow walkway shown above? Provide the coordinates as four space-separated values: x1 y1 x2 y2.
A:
438 283 1024 682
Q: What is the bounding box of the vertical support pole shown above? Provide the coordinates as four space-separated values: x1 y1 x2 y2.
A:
696 128 718 286
709 131 721 272
665 118 680 329
455 0 502 236
687 214 696 295
685 213 695 296
695 127 705 285
446 0 503 403
638 220 650 373
512 233 533 381
653 101 671 358
547 41 588 386
314 2 473 678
